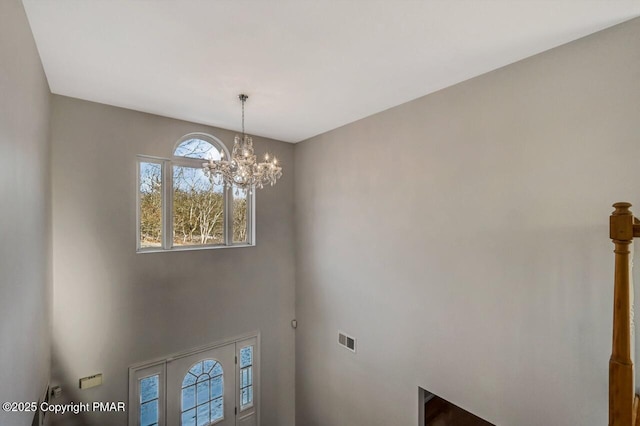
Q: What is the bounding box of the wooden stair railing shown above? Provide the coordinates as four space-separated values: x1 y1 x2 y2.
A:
609 202 640 426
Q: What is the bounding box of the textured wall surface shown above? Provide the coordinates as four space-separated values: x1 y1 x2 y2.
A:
50 96 295 425
0 0 51 425
294 18 640 426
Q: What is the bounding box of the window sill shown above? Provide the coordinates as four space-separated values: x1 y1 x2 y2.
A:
137 242 254 254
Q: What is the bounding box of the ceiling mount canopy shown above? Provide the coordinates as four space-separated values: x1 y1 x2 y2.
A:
203 94 282 193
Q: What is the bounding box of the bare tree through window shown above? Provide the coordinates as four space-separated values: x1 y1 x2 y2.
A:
139 162 162 247
173 166 224 246
233 186 248 243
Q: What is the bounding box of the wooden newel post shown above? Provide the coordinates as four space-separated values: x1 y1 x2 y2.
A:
610 202 635 426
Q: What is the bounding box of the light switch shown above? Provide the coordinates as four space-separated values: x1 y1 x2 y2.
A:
51 386 62 398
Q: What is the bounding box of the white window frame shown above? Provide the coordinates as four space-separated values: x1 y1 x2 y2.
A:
128 361 166 426
136 133 256 253
128 332 260 426
236 337 258 421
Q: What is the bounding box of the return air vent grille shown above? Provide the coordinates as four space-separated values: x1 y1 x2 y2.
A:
338 331 356 352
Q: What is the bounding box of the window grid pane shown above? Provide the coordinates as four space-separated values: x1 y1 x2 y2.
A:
183 372 197 387
182 385 196 411
140 375 159 403
197 403 209 426
211 397 223 422
196 379 210 405
240 346 252 368
210 375 223 399
189 362 203 376
140 399 158 426
139 375 160 426
182 408 196 426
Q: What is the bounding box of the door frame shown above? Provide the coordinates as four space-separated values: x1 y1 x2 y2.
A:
235 336 258 425
128 331 261 426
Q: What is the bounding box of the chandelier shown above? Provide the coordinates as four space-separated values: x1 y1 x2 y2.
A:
203 94 282 193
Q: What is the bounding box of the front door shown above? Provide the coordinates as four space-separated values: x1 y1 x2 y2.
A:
167 343 236 426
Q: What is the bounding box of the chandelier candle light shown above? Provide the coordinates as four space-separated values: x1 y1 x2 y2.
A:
203 94 282 194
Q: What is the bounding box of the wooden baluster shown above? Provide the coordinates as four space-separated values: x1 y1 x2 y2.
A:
610 202 635 426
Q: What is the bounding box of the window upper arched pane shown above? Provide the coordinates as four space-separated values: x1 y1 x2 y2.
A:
174 137 222 161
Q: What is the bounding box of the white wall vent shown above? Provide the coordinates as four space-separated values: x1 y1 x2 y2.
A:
338 331 356 353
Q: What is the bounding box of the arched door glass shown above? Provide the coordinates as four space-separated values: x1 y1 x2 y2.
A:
181 359 224 425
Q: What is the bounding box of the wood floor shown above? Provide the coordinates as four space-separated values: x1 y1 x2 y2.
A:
425 395 494 426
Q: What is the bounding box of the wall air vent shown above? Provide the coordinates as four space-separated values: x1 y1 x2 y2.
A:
338 331 356 353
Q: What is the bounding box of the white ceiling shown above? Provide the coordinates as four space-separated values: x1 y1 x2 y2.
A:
22 1 640 143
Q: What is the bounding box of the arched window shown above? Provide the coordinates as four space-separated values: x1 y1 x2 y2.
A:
181 359 224 425
136 133 254 252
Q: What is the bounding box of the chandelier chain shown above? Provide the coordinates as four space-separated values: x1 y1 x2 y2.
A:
241 95 245 137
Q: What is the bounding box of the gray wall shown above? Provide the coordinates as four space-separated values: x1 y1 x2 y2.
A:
50 96 295 425
294 17 640 426
0 1 52 425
